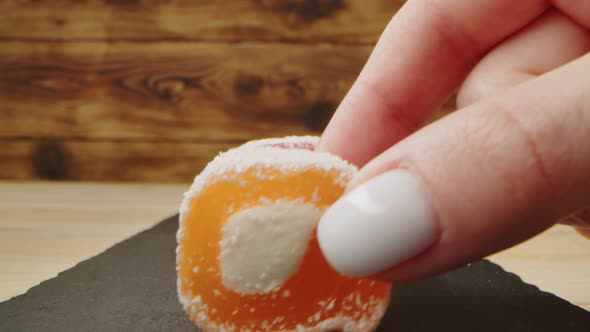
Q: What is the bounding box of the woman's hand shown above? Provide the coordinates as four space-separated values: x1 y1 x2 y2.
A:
315 0 590 282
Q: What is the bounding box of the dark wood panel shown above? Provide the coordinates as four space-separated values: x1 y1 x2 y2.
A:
0 0 402 43
0 95 457 183
0 140 234 182
0 41 375 141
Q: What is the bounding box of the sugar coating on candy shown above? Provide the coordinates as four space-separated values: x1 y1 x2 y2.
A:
238 136 320 150
219 198 321 294
178 136 357 224
183 293 388 332
176 136 391 332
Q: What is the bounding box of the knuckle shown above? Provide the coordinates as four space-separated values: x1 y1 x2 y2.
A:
460 102 556 205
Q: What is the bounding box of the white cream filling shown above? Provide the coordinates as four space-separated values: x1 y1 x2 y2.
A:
219 199 321 294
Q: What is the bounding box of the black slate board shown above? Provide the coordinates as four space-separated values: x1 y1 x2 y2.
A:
2 214 590 331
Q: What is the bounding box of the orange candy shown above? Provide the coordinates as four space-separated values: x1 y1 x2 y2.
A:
176 136 392 332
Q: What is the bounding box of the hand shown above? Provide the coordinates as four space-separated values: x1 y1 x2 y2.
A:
315 0 590 282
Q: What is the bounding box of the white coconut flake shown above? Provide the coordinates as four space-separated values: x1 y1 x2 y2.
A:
311 188 320 202
305 297 388 332
238 135 320 150
177 135 357 226
326 299 336 311
219 199 321 294
175 136 357 304
174 136 388 332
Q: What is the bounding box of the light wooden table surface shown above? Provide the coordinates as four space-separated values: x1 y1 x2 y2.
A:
1 181 589 312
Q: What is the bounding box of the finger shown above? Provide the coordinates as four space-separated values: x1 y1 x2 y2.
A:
458 9 590 107
561 208 590 229
455 9 590 234
577 228 590 239
552 0 590 29
317 52 590 282
317 0 548 167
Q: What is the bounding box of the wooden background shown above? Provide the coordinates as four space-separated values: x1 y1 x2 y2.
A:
0 0 455 182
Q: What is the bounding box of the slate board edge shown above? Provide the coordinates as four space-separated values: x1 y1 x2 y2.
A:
1 213 583 313
1 214 181 304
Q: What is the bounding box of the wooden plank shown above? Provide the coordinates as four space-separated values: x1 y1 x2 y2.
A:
0 140 235 182
0 97 457 182
0 38 458 182
489 225 590 310
0 41 457 142
0 93 456 182
0 0 402 43
0 41 375 140
0 181 189 301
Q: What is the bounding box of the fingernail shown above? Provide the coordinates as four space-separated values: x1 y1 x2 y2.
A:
317 169 437 276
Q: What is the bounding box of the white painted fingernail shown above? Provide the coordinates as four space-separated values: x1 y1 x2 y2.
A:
317 169 437 276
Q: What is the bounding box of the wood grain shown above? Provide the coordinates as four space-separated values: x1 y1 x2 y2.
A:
0 1 463 182
0 181 189 302
0 0 401 43
0 140 235 182
0 41 375 141
0 38 456 181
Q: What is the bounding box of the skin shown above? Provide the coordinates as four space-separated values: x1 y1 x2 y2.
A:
316 0 590 282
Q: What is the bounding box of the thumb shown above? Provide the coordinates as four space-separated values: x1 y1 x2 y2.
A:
317 54 590 282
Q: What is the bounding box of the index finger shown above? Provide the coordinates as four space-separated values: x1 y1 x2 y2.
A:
317 0 548 166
